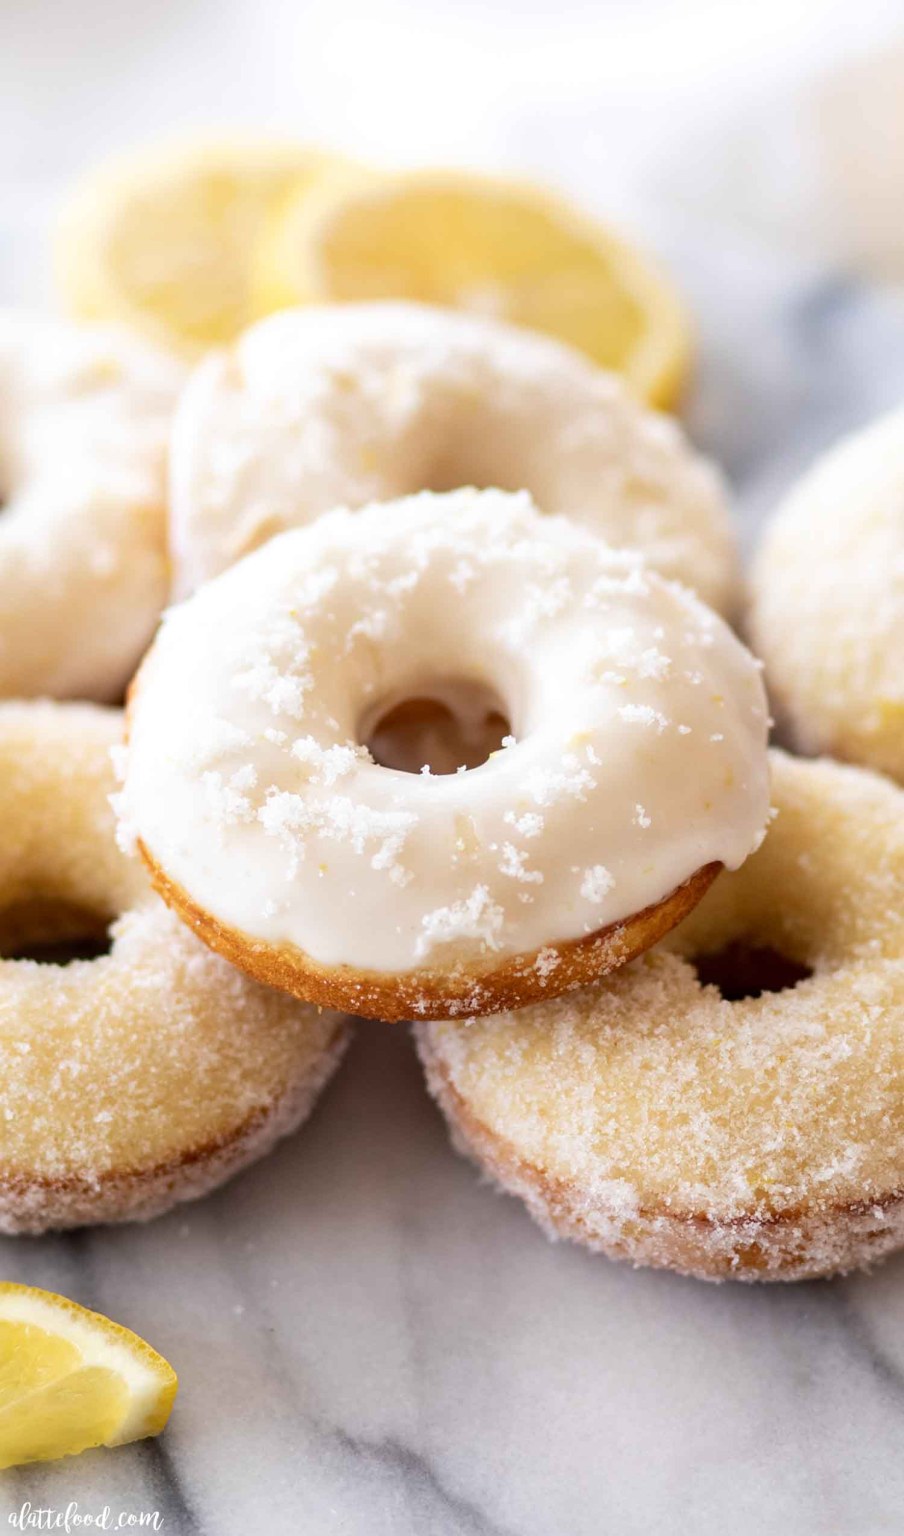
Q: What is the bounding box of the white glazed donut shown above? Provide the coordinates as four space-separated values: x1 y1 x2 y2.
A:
749 408 904 782
0 313 184 700
120 488 770 1021
170 302 737 611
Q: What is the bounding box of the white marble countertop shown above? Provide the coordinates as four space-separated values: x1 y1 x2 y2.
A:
4 4 904 1531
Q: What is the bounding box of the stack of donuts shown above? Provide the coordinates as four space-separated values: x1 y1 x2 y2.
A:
1 267 901 1283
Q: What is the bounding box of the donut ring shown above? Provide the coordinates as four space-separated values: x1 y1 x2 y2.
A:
749 409 904 782
0 702 349 1235
417 751 904 1282
169 301 737 612
120 489 769 1022
0 314 184 701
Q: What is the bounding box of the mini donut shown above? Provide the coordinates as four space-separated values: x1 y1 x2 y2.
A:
119 488 770 1022
749 409 904 782
416 750 904 1283
0 313 184 700
0 701 349 1235
169 301 737 612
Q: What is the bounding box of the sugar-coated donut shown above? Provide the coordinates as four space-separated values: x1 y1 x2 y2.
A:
169 301 737 611
417 751 904 1282
0 702 349 1234
749 409 904 781
120 488 769 1022
0 314 184 701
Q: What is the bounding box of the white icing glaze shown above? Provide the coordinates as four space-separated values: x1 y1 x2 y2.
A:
122 489 770 976
0 312 184 699
170 301 737 611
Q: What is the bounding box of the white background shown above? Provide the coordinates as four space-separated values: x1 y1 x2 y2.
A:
3 0 904 301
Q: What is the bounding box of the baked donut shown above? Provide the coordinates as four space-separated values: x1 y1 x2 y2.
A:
169 301 737 611
417 750 904 1282
0 313 183 700
0 701 349 1235
119 488 770 1021
749 408 904 781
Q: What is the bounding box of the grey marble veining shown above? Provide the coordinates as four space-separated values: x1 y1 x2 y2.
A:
1 230 904 1535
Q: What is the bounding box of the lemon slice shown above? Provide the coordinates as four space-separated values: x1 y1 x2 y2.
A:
0 1283 177 1469
258 169 692 409
56 135 362 354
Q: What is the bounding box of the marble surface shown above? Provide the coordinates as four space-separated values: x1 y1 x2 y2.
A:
4 3 904 1527
0 241 903 1535
7 1027 904 1536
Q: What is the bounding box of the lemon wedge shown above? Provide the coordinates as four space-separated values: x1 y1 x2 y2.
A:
257 169 692 409
0 1283 177 1469
55 135 362 354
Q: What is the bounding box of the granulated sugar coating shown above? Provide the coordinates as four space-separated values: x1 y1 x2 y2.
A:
0 701 349 1234
121 488 769 1020
750 406 904 782
417 752 904 1281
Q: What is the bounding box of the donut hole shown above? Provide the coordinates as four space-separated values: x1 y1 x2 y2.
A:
361 678 511 775
423 455 529 498
692 942 813 1002
0 898 114 965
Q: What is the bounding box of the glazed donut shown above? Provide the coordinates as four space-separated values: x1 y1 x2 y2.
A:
417 750 904 1282
749 409 904 781
119 488 769 1022
0 313 183 700
0 701 349 1235
169 301 737 611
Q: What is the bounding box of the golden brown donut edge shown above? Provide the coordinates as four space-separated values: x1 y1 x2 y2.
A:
138 841 721 1022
